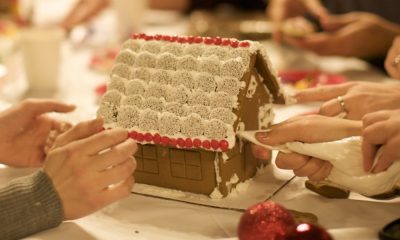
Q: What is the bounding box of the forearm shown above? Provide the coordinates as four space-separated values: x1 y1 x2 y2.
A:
0 171 63 240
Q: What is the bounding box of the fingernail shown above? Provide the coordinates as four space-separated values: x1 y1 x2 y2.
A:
256 131 270 142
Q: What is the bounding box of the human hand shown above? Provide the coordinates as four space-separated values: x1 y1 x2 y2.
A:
267 0 328 41
61 0 109 30
385 36 400 79
283 12 400 58
362 109 400 173
252 115 361 181
0 99 75 168
294 82 400 120
44 118 137 220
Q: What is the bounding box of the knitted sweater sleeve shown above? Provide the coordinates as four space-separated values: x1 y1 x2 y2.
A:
0 170 64 240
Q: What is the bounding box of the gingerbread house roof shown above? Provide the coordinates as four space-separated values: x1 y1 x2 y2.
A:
97 33 284 152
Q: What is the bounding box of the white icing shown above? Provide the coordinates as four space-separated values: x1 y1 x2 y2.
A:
203 119 228 139
197 73 217 92
162 43 183 56
217 77 240 96
225 173 240 194
183 44 204 57
180 113 204 137
209 187 223 199
136 52 157 68
177 55 198 71
102 89 122 106
159 112 181 135
115 49 136 66
111 63 132 79
221 58 245 79
210 92 234 109
108 75 126 94
199 57 221 76
246 75 258 98
189 90 210 106
97 102 117 123
203 46 228 60
125 79 145 96
117 105 140 128
139 109 159 131
131 67 152 82
258 103 274 129
153 69 172 85
140 41 161 54
142 97 164 112
156 52 178 70
210 107 236 125
122 39 141 52
121 94 144 108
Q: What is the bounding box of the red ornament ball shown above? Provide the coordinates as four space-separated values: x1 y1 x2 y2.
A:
286 223 332 240
238 201 296 240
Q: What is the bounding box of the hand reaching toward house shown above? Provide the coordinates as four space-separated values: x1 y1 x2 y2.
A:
267 0 329 41
252 115 361 181
0 99 75 168
44 118 137 220
294 82 400 120
282 12 400 58
362 109 400 174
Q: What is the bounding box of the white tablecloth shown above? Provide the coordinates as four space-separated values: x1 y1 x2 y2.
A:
0 9 399 240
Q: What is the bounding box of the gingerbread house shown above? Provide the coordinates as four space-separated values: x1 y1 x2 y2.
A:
97 33 285 197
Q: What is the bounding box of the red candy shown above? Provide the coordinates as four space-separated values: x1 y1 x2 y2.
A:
169 138 177 147
131 33 140 39
144 133 153 142
185 138 193 148
145 35 154 41
129 131 138 139
230 40 239 48
193 138 202 148
178 37 187 43
211 140 219 150
222 38 231 46
162 35 171 41
161 136 170 146
214 37 222 45
136 133 144 142
239 41 250 47
204 37 214 45
177 138 185 148
194 36 203 43
153 133 161 144
219 140 229 151
139 33 146 39
154 34 162 40
170 35 178 42
187 36 195 44
202 140 211 149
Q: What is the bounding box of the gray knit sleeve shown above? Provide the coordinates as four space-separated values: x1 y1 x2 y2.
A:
0 170 64 240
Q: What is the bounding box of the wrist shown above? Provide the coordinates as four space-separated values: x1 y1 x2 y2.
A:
346 120 362 136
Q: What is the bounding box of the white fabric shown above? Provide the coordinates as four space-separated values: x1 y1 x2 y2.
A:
239 132 400 196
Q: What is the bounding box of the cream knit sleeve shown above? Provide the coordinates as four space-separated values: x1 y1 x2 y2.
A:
0 170 64 240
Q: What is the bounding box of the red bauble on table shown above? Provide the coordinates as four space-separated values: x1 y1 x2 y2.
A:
238 201 296 240
286 223 332 240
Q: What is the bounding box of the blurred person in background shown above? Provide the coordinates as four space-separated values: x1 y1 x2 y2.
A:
61 0 268 30
268 0 400 69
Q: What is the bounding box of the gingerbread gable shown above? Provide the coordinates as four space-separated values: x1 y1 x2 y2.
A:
97 34 285 197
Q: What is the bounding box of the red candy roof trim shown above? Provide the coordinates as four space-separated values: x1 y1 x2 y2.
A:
128 131 229 152
130 33 250 48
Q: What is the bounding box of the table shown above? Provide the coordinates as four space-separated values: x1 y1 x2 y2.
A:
1 9 399 240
